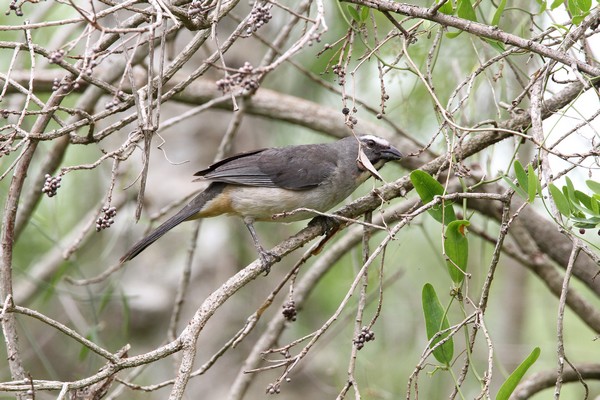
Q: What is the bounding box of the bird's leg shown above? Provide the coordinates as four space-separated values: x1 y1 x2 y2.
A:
243 217 280 274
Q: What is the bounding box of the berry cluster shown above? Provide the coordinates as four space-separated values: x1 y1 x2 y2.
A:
332 63 346 85
42 174 62 197
105 91 125 110
96 206 117 231
353 326 375 350
377 93 390 119
189 0 211 16
52 77 81 93
342 106 358 128
306 32 322 47
282 300 297 322
347 115 358 128
266 383 280 395
246 3 272 34
216 62 259 93
48 50 65 64
51 78 61 91
81 59 98 77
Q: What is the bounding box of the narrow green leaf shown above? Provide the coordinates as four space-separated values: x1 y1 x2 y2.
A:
360 5 370 21
79 334 92 360
492 0 507 25
572 12 588 25
444 220 470 285
569 200 592 218
549 183 571 216
446 30 463 39
537 0 547 13
576 0 591 11
571 189 600 217
484 38 506 53
527 164 538 203
410 170 457 225
501 175 528 200
572 217 600 229
551 0 564 9
513 160 528 192
457 0 477 21
586 180 600 194
567 0 581 14
565 177 577 202
347 5 361 22
496 347 541 400
574 190 592 211
438 0 454 14
422 283 454 365
592 197 599 215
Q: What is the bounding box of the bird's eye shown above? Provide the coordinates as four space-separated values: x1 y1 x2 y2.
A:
364 139 375 147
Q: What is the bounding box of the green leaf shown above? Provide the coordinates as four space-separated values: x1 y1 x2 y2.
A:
549 183 571 216
501 175 528 200
538 1 548 15
537 0 548 13
572 216 600 229
565 177 577 201
360 5 370 21
492 0 507 25
496 347 541 400
513 160 528 192
586 180 600 194
550 0 564 9
457 0 477 21
410 170 457 225
527 164 538 203
438 0 454 14
576 0 591 11
484 38 506 53
444 220 470 285
574 190 593 210
567 0 581 14
592 197 600 214
446 30 463 39
422 283 454 365
347 5 361 22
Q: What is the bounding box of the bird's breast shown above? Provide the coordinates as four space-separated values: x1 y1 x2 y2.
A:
223 182 359 222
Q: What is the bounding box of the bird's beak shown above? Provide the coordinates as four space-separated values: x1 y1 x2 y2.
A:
382 145 404 160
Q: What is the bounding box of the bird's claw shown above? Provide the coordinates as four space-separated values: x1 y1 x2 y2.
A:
258 249 280 276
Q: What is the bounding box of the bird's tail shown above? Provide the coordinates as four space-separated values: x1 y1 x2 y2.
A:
120 182 226 263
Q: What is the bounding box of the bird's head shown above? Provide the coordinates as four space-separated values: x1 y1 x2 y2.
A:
357 134 403 165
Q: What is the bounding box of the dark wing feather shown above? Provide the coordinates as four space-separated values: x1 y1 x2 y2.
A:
193 149 274 186
193 143 338 190
258 143 337 190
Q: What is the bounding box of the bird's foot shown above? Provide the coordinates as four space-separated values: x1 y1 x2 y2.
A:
308 215 340 234
258 248 281 276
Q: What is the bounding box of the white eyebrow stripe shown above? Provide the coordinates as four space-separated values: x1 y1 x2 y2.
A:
359 134 390 147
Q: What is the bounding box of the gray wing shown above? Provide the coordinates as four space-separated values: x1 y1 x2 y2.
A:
194 143 338 190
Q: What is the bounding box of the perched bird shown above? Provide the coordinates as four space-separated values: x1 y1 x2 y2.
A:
120 134 403 264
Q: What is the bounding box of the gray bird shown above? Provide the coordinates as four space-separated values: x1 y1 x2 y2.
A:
120 134 403 264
